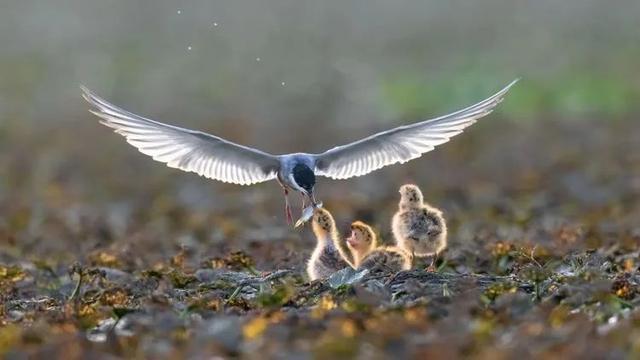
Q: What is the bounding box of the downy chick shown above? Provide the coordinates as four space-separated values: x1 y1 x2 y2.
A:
336 221 412 273
392 184 447 268
307 207 350 280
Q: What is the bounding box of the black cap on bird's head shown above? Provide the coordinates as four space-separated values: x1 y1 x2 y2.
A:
292 163 316 201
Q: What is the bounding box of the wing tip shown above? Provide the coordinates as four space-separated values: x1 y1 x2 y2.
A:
80 85 106 114
79 85 96 102
500 78 520 95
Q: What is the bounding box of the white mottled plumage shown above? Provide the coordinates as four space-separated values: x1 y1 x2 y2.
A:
392 184 448 258
340 221 412 273
307 208 349 280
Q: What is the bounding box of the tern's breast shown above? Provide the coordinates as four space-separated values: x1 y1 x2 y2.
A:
277 154 316 190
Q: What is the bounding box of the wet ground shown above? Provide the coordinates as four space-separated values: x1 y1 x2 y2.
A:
0 117 639 358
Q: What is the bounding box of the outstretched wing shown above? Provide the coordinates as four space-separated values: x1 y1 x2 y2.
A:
82 87 280 185
314 79 518 179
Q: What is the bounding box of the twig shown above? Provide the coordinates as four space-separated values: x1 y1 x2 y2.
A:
225 269 293 304
68 263 84 302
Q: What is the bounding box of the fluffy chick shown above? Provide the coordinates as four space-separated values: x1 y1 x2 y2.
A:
359 245 413 274
307 207 350 280
337 221 412 273
333 221 378 269
392 184 447 261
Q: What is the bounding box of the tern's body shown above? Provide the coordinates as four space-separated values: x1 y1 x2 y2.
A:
277 154 316 193
82 79 517 225
275 154 317 223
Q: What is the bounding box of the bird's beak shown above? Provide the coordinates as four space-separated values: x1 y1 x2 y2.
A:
305 189 318 207
346 231 357 247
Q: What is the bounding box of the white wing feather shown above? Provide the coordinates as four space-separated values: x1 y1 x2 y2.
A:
82 87 279 185
314 79 518 179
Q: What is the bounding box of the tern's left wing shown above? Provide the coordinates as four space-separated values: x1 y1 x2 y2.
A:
82 87 280 185
313 79 518 179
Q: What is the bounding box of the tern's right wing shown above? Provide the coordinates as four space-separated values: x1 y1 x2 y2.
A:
82 87 280 185
314 80 518 179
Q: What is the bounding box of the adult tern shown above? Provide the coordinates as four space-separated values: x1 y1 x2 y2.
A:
81 79 517 225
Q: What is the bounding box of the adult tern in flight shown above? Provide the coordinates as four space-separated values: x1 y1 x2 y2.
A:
81 79 517 225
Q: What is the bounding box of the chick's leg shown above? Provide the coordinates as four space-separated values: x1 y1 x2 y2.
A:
426 253 438 272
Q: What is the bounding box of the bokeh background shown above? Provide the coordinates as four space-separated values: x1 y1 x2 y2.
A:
1 1 639 357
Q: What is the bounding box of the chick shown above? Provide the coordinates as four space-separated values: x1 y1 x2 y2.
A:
306 207 350 280
359 246 413 274
332 221 378 268
336 221 412 273
392 184 447 269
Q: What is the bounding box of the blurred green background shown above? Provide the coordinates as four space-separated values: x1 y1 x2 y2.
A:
2 0 639 128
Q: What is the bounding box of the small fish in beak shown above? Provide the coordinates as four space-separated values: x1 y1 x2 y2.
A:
294 201 324 228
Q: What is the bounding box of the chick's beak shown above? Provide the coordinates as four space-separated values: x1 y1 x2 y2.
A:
346 231 357 247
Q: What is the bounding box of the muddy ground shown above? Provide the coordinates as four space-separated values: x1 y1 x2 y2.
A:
0 117 639 358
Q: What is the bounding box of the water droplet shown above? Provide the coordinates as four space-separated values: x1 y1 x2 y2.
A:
213 22 218 27
187 46 192 51
256 57 261 62
281 82 286 86
177 10 182 15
